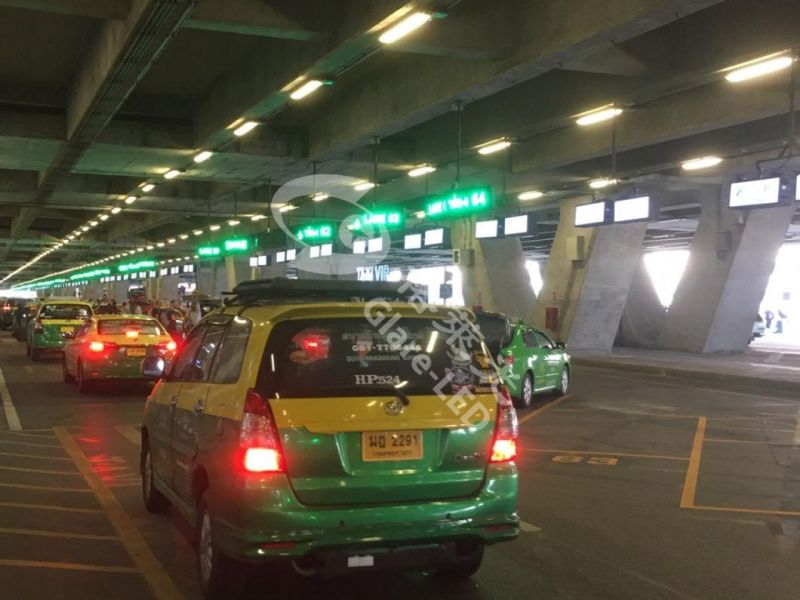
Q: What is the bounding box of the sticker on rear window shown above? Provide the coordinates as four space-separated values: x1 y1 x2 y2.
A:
354 374 402 385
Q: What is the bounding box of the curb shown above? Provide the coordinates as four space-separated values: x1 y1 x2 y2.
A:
572 357 800 395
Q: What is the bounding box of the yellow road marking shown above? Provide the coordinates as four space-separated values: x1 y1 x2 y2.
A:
0 465 81 475
114 425 141 446
0 451 72 462
519 521 542 533
686 504 800 518
0 527 117 541
0 559 138 573
525 448 688 461
680 416 707 509
55 427 182 600
0 431 55 439
704 437 799 446
519 394 572 424
0 481 91 493
0 501 102 514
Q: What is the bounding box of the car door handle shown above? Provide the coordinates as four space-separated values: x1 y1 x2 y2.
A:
193 401 205 414
169 395 177 407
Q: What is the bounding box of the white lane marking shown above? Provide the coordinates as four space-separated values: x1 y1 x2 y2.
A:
0 365 21 431
114 425 140 446
764 353 783 365
793 417 800 447
519 521 542 533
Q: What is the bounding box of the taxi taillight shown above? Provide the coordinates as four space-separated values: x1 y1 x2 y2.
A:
89 341 119 353
240 389 284 473
490 383 518 463
33 319 43 333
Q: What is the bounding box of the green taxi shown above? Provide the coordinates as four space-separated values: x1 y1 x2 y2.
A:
27 300 93 361
474 311 570 408
139 279 519 598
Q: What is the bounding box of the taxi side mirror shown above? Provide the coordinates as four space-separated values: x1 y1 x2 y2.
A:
555 341 566 349
141 356 165 379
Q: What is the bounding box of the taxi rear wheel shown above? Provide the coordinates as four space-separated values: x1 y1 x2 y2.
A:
514 372 534 409
437 544 484 578
141 441 169 513
62 358 75 383
197 493 247 599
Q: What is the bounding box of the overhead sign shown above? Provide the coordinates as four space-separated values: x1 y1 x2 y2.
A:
117 259 156 273
295 223 333 242
198 245 221 257
729 177 782 208
424 187 492 219
575 201 607 227
223 238 249 252
613 196 652 223
69 268 110 282
357 265 391 282
348 210 404 231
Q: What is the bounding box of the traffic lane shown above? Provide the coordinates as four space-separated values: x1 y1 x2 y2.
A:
520 367 800 600
0 332 148 430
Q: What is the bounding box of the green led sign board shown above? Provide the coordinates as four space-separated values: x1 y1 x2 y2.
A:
69 268 110 282
424 187 492 219
118 259 156 273
198 245 221 257
295 224 333 242
348 210 404 231
223 238 249 253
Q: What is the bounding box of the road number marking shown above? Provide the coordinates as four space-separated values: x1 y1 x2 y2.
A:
552 454 618 466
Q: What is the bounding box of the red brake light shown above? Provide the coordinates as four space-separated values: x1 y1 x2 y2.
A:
240 389 284 473
89 341 105 352
166 340 177 351
490 383 518 463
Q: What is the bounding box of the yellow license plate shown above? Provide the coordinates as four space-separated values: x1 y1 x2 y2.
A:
126 347 146 357
362 431 423 462
60 327 73 333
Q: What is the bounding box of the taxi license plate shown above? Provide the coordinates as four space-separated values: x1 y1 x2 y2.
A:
126 347 146 357
362 431 423 462
60 327 73 333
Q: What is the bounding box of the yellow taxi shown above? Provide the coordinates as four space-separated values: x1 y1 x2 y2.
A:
139 278 519 598
63 314 177 393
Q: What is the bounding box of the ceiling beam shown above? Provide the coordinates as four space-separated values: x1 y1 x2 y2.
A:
0 0 131 20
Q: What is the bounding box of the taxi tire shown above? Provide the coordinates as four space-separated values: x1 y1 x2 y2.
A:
62 359 75 384
141 442 169 513
76 361 92 394
514 372 534 409
437 544 484 579
555 366 570 396
197 493 247 599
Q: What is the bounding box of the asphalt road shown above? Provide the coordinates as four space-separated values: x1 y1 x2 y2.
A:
0 331 798 599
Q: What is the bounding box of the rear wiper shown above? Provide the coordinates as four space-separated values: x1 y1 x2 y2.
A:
322 385 411 405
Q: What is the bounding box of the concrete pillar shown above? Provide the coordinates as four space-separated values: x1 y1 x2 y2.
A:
615 259 667 348
658 186 794 353
158 274 181 301
224 256 251 290
252 263 287 280
451 219 536 320
533 197 647 352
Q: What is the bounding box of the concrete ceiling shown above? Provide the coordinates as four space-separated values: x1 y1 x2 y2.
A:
1 0 799 284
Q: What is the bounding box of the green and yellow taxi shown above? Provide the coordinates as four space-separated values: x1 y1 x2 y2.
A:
475 311 570 408
27 299 93 361
139 279 519 598
62 315 177 393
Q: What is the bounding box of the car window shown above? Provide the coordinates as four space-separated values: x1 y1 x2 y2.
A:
169 323 208 381
534 331 554 349
522 328 538 348
189 323 227 381
39 304 91 320
210 317 252 384
473 314 511 356
98 319 164 336
75 322 93 338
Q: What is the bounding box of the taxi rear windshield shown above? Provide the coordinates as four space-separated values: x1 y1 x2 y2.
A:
258 315 496 398
39 304 90 320
98 319 164 336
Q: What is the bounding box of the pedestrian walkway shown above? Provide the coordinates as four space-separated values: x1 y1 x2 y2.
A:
573 345 800 393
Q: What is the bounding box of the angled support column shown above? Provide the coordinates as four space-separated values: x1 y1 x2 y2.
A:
659 185 794 353
534 197 647 352
452 219 536 320
615 258 666 348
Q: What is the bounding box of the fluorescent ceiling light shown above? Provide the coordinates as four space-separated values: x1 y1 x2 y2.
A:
99 214 109 221
68 234 75 239
518 190 543 201
589 178 618 189
279 204 297 213
575 106 623 126
89 221 98 227
233 121 258 137
146 245 154 250
379 11 432 44
250 214 265 221
311 192 329 202
193 230 203 236
110 207 121 214
408 164 436 177
167 238 176 244
725 53 794 83
354 181 375 191
193 150 213 163
156 242 165 248
81 226 89 232
140 183 155 192
681 155 723 171
476 138 511 155
290 79 324 100
164 169 181 180
125 196 137 204
227 219 240 226
179 234 189 240
209 224 221 231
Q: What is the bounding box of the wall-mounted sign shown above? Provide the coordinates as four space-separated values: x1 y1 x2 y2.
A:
424 187 492 219
357 265 391 282
69 268 110 282
117 259 156 273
